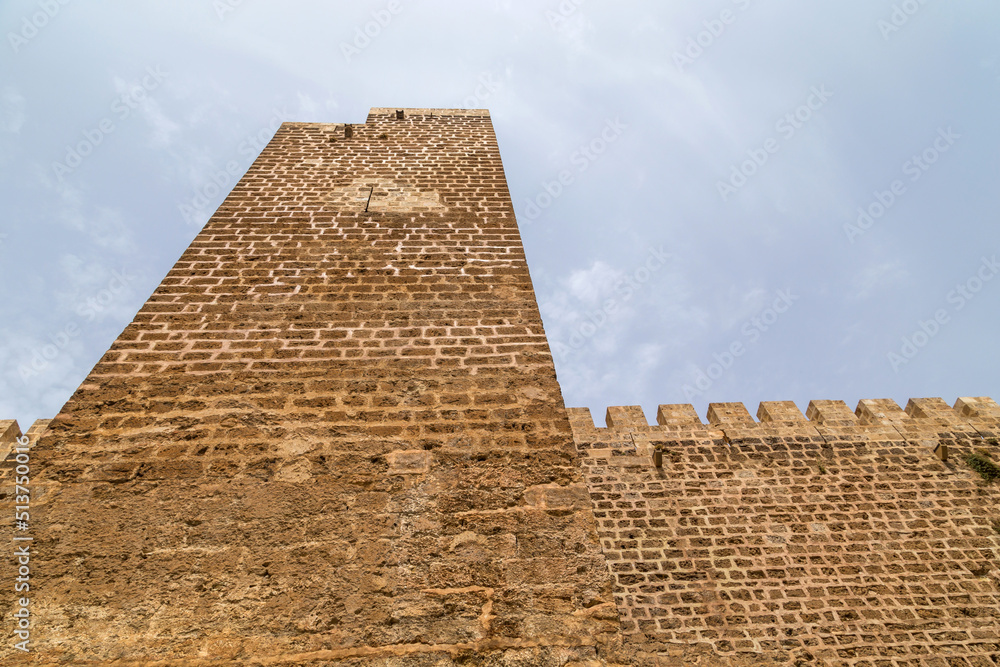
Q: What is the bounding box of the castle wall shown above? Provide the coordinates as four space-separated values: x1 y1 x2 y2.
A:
570 397 1000 665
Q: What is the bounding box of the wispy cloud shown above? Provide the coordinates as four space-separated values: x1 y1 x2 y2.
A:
111 71 179 149
851 260 909 300
1 87 26 134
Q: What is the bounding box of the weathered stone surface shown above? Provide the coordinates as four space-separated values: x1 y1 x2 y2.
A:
575 402 1000 664
1 110 618 665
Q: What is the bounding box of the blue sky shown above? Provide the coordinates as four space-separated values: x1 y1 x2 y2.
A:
2 0 998 429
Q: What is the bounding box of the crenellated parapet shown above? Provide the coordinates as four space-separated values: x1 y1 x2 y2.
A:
571 395 999 433
569 396 1000 463
0 419 50 457
0 418 51 486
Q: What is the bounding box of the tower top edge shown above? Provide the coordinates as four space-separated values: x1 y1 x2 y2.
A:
368 107 490 117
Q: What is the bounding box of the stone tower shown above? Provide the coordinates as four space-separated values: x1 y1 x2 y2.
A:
2 108 999 665
3 109 620 664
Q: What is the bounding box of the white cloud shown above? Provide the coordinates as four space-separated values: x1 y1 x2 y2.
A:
565 260 622 304
851 260 909 300
112 73 181 149
142 98 182 149
39 177 138 255
0 87 26 134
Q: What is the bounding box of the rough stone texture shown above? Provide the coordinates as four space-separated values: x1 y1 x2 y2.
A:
570 398 1000 665
2 109 999 666
0 110 620 665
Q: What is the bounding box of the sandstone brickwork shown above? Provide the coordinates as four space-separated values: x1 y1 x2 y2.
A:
570 398 1000 665
1 109 620 665
2 108 998 666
